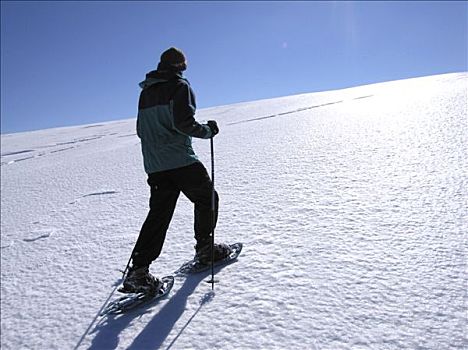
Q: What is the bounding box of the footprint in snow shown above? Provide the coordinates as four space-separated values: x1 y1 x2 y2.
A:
82 190 118 198
1 241 15 249
1 149 35 157
23 229 55 242
69 190 118 204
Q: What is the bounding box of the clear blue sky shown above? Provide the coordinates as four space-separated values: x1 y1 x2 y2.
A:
1 1 467 133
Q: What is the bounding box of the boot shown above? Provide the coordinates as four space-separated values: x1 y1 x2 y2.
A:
195 243 231 265
123 266 159 294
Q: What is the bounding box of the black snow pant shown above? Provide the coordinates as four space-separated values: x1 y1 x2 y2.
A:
131 161 218 268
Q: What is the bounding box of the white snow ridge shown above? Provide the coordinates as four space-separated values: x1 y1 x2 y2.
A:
1 72 467 350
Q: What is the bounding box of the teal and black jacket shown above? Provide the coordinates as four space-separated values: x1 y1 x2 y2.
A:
137 68 212 174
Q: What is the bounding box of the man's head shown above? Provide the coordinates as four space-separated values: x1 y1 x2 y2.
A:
160 47 187 72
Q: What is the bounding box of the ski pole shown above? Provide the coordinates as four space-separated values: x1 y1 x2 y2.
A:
121 249 134 279
207 136 218 289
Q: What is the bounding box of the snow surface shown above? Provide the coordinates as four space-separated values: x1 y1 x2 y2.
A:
1 72 467 350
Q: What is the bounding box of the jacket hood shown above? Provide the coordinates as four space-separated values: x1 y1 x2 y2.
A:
139 69 184 89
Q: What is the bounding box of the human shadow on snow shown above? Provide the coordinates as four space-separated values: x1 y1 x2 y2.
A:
88 265 228 350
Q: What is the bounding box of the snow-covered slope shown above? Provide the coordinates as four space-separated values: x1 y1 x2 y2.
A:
1 72 467 350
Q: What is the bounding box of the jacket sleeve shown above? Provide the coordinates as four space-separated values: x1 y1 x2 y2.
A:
172 82 212 139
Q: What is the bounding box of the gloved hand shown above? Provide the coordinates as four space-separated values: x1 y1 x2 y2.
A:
207 120 219 137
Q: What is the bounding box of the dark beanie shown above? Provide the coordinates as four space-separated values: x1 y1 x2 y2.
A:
160 47 186 65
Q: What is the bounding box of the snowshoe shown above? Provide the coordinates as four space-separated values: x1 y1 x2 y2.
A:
102 275 174 315
176 242 243 275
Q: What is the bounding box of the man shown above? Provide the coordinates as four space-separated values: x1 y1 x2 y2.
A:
123 47 231 293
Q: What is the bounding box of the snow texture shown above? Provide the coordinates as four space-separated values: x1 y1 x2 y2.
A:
1 73 467 350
